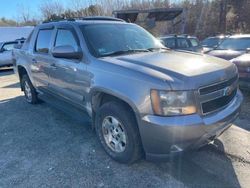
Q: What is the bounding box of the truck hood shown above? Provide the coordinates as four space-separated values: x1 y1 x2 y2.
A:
206 49 245 60
101 51 238 90
231 53 250 66
230 53 250 74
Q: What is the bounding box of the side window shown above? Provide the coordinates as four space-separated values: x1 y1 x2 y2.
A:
55 29 78 50
35 29 53 53
177 38 190 48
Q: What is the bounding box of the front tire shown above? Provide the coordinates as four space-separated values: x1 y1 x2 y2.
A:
21 75 38 104
95 101 143 164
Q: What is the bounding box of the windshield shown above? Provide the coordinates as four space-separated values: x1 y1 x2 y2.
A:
201 38 221 47
217 38 250 50
80 23 163 57
189 38 199 47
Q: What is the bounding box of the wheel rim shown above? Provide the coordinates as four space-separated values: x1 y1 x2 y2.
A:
24 81 32 102
102 116 127 153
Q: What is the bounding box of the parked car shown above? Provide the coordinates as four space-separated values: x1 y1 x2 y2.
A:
201 35 228 53
206 35 250 60
159 35 202 52
230 53 250 90
0 38 25 67
13 17 242 164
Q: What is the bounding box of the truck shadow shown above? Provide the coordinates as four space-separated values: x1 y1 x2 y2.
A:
238 90 250 131
154 141 241 187
0 68 20 88
0 96 241 187
0 67 14 76
2 82 20 88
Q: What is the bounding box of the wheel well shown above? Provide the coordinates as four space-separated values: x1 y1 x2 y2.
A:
91 92 139 127
17 66 28 90
92 92 135 114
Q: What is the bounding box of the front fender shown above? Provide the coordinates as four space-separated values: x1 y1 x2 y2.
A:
89 86 141 117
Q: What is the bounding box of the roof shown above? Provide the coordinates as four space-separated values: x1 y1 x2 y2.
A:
207 36 228 39
39 20 129 30
38 17 132 30
42 16 125 24
113 8 183 23
160 34 197 39
229 34 250 38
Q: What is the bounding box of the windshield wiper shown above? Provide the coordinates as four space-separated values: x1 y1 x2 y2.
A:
147 47 169 51
100 49 150 57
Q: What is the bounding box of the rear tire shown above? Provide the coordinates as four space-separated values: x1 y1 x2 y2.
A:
21 75 38 104
95 101 143 164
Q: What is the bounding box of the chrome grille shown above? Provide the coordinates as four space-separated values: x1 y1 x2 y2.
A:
198 75 238 115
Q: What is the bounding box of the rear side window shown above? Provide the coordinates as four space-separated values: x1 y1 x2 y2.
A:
55 29 78 50
35 29 53 53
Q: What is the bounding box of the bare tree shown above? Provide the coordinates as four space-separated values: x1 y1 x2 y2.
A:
16 3 39 26
17 4 31 23
31 0 250 37
40 0 64 20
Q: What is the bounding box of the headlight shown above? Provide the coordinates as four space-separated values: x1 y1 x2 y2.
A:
150 90 197 116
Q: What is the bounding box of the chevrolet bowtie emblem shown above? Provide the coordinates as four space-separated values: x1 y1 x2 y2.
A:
224 86 234 96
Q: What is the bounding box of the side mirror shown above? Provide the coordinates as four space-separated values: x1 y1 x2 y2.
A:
0 48 5 53
212 45 218 50
159 39 165 46
14 43 23 49
52 45 83 59
246 48 250 53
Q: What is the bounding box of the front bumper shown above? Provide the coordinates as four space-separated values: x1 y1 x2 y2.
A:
139 90 243 161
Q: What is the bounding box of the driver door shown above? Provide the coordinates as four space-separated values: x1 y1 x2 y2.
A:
49 25 88 106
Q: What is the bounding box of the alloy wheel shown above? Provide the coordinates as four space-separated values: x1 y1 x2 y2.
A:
102 116 127 153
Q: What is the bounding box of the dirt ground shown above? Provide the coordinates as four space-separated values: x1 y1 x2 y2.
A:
0 68 250 188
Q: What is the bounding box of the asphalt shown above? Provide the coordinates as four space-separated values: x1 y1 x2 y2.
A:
0 68 250 188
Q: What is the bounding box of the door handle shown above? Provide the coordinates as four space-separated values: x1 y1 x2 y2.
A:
63 66 77 71
32 59 37 64
50 63 58 69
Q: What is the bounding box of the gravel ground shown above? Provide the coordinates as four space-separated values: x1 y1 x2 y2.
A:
0 68 250 188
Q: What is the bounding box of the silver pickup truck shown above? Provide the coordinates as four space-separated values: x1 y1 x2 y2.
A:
13 17 243 164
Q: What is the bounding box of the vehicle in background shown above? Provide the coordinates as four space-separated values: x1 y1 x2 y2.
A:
159 35 202 52
14 17 242 164
201 35 228 53
230 52 250 90
0 38 26 68
206 35 250 60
